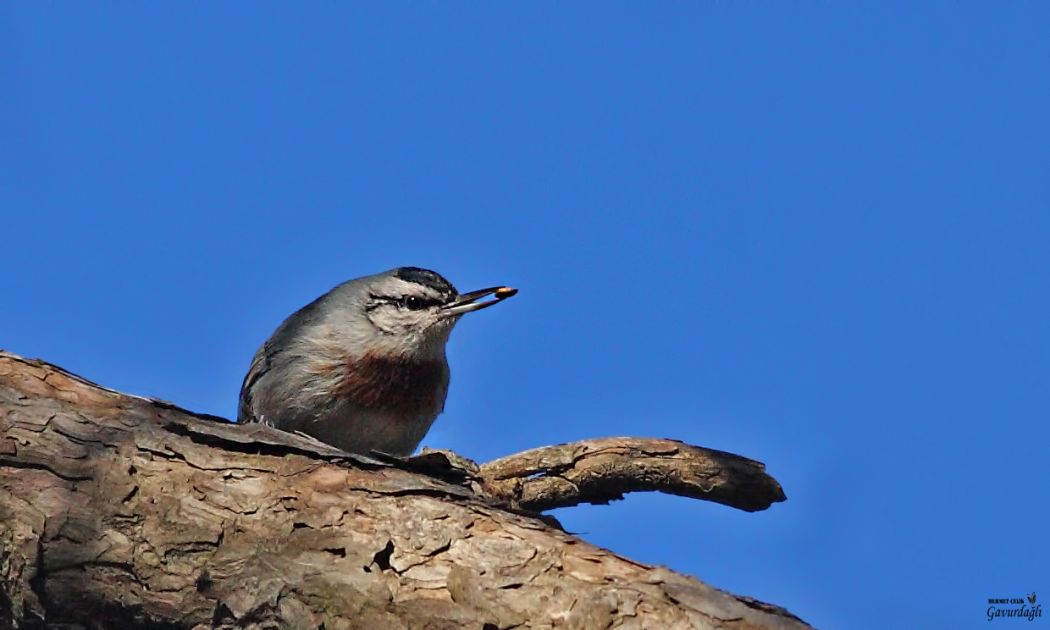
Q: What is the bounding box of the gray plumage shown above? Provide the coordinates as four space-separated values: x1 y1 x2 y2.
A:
238 267 514 456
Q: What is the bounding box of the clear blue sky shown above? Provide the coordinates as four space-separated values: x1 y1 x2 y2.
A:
3 4 1047 628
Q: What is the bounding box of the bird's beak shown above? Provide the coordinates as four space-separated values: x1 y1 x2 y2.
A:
441 286 518 316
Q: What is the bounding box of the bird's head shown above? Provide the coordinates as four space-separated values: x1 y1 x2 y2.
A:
355 266 516 358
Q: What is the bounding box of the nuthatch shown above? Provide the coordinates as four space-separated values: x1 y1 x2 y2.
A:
237 267 516 456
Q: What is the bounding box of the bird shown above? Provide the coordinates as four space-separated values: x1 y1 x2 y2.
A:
237 267 516 456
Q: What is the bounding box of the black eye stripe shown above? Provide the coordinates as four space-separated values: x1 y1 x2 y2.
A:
365 294 398 312
367 293 440 311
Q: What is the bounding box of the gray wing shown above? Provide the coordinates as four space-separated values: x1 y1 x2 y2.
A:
237 289 336 425
237 343 272 424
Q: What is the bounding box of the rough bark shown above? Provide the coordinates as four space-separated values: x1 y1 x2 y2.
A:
0 350 808 629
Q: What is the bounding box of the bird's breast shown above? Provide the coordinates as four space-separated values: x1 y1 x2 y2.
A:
338 352 449 419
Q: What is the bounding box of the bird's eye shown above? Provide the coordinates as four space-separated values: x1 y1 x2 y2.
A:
404 296 426 310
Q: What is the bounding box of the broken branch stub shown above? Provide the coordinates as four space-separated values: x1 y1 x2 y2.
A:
477 437 787 513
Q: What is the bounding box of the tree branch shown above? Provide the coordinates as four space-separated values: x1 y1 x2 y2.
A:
0 350 807 629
